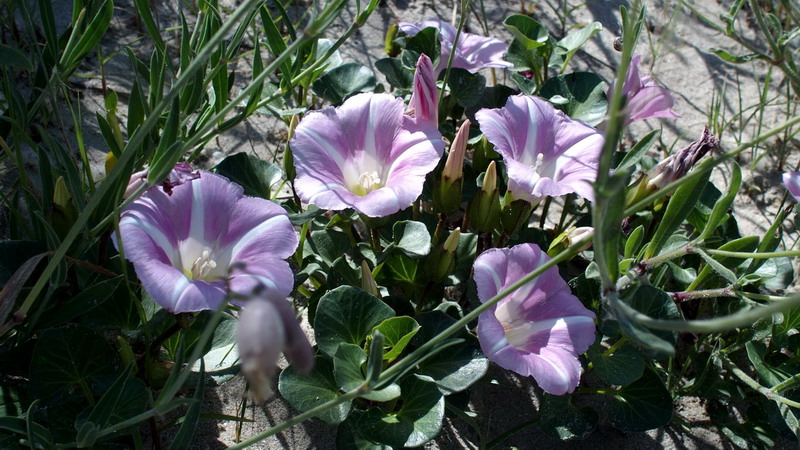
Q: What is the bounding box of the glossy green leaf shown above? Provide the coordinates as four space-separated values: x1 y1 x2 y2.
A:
607 369 673 432
356 375 445 448
447 69 486 108
214 152 283 199
503 15 553 50
29 324 119 401
392 220 431 258
645 169 711 259
404 27 440 67
312 63 377 105
550 22 602 70
278 356 351 425
305 229 352 266
616 130 660 173
613 285 681 358
371 316 420 360
624 225 644 259
314 286 395 357
36 276 122 329
375 57 413 89
333 343 400 402
539 72 607 125
699 162 741 240
384 253 418 285
539 394 598 440
415 312 489 394
588 342 644 386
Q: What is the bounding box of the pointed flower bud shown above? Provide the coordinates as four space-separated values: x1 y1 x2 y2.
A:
384 23 401 57
468 161 500 232
360 261 380 297
547 226 593 257
424 227 461 282
646 126 718 190
433 120 470 213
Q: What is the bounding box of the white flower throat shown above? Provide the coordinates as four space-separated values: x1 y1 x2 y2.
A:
188 249 218 281
529 152 545 173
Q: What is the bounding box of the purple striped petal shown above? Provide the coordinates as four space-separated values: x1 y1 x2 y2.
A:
118 170 298 313
475 243 596 395
783 172 800 202
408 53 438 128
612 55 680 125
292 85 445 217
398 19 512 74
475 95 603 203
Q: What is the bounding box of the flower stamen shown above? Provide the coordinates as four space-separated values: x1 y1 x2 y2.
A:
190 249 218 280
355 170 383 196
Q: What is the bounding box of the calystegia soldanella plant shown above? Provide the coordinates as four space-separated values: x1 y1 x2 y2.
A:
1 0 799 447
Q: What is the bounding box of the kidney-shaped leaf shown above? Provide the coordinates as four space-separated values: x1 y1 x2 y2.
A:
314 286 395 357
608 369 673 432
372 316 420 361
278 356 352 425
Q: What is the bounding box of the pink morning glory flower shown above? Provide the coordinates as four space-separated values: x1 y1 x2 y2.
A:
783 172 800 202
398 19 513 74
611 55 680 125
474 243 596 395
117 171 298 313
475 94 604 204
290 54 445 217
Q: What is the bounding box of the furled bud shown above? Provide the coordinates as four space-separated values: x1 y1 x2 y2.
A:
237 294 314 402
433 120 469 213
424 227 461 282
52 176 78 237
361 261 380 297
468 161 500 232
384 23 401 57
284 115 300 182
547 226 594 257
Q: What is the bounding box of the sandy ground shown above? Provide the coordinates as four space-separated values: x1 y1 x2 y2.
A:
6 0 800 448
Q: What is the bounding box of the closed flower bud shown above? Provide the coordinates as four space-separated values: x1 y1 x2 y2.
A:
500 192 533 234
237 299 286 402
433 120 469 213
384 23 401 57
425 228 461 282
547 226 593 257
361 261 380 297
468 161 500 232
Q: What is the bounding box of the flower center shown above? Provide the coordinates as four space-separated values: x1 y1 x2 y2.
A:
529 152 545 173
352 170 383 196
189 249 218 281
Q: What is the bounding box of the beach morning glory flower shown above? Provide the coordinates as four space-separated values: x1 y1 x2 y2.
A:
783 172 800 202
611 54 680 125
118 171 298 313
398 19 513 74
475 94 604 204
290 54 445 217
474 243 596 395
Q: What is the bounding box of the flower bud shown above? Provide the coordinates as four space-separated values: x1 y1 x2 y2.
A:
424 228 461 282
237 299 287 402
433 120 469 213
52 176 77 237
468 161 500 232
361 261 380 297
384 23 401 57
471 135 501 174
284 115 299 182
548 226 593 257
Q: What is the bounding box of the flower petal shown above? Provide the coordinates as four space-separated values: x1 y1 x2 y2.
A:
784 172 800 202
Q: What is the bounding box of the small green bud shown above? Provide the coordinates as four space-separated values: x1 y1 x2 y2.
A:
500 191 533 234
425 228 461 282
468 161 500 232
384 23 401 57
361 261 380 297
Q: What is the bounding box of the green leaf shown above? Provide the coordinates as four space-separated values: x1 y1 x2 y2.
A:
415 312 489 394
587 343 645 386
36 276 122 329
550 22 602 70
613 285 681 358
688 235 758 290
375 57 413 89
608 369 672 432
0 44 33 71
645 169 711 259
392 221 431 258
356 375 445 448
384 253 418 286
447 69 486 108
699 162 740 240
74 365 148 446
539 72 607 125
278 356 351 425
539 394 598 440
616 130 660 173
312 63 377 106
214 152 283 199
333 344 400 402
305 229 352 267
504 15 553 50
404 27 440 67
30 324 119 401
371 316 420 360
593 172 629 286
314 286 395 357
624 225 645 259
710 49 759 64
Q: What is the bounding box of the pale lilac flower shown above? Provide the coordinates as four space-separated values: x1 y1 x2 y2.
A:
237 296 314 401
783 172 800 202
611 55 680 125
474 243 596 395
117 171 298 313
398 19 513 74
290 54 445 217
475 95 604 204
